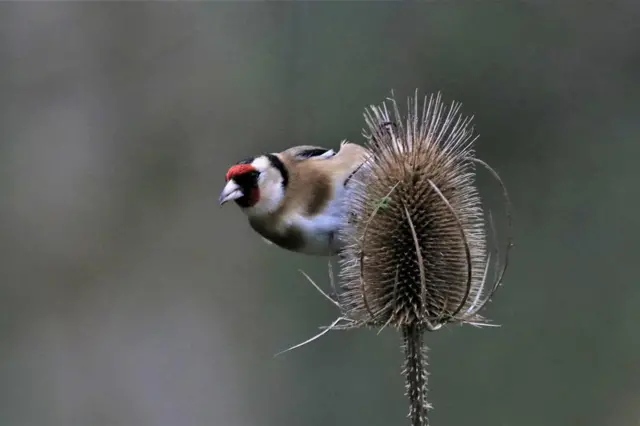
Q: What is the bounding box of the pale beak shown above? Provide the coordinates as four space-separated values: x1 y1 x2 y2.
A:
218 180 244 205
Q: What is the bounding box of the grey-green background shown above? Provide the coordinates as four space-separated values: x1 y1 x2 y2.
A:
1 3 638 426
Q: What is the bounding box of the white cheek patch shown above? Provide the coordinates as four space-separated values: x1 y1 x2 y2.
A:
247 156 284 215
251 156 271 172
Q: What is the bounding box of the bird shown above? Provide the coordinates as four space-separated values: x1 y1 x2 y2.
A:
219 142 370 256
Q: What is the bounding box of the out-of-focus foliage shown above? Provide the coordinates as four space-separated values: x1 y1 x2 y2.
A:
1 3 639 426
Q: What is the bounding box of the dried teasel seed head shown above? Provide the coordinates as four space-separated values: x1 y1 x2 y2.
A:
339 92 492 330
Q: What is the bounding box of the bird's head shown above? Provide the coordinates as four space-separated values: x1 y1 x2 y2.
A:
219 154 288 215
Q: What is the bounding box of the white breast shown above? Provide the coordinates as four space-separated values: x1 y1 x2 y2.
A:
290 191 347 255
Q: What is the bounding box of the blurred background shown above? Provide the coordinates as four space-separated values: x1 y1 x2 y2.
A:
1 2 639 426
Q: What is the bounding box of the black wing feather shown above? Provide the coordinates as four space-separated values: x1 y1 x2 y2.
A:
295 147 335 160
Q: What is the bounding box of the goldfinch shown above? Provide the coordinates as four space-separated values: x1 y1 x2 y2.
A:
219 142 370 256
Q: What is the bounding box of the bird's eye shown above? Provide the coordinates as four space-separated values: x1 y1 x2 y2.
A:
234 170 260 187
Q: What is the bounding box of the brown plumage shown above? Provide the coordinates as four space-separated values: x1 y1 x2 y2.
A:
274 143 369 216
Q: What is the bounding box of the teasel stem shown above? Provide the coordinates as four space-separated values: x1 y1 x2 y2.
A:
402 324 430 426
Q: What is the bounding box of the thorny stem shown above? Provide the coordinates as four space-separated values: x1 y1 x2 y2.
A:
402 324 430 426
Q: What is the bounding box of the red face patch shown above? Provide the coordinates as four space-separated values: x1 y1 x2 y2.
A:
247 187 260 205
225 163 256 181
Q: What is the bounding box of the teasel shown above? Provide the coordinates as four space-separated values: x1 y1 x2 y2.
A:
333 92 512 425
280 92 511 426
